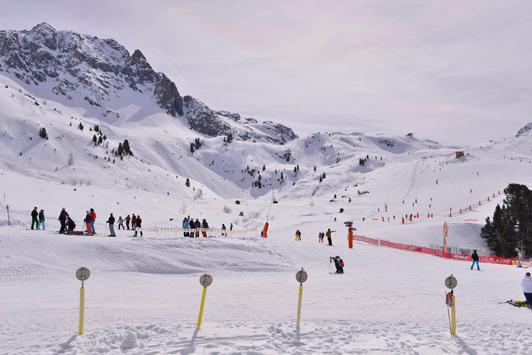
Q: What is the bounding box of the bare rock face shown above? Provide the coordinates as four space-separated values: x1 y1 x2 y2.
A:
0 23 183 117
516 123 532 138
183 96 297 145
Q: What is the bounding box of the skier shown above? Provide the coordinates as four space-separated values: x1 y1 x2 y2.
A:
84 211 93 236
134 215 143 237
182 216 190 237
125 215 131 230
521 272 532 308
331 256 344 274
58 208 68 234
117 216 125 230
201 219 209 237
89 208 96 234
194 219 201 237
38 209 45 230
221 223 227 237
131 214 137 233
470 250 480 270
295 229 301 241
31 207 39 230
106 213 116 237
326 228 334 246
230 223 233 231
318 232 324 243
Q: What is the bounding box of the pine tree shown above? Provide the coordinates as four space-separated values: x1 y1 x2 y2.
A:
117 142 124 156
185 178 190 187
78 123 84 130
92 135 97 145
123 139 132 155
39 127 48 139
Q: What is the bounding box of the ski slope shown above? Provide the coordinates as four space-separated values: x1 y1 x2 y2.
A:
1 225 531 354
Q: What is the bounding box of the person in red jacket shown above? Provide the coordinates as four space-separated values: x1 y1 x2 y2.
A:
90 208 96 234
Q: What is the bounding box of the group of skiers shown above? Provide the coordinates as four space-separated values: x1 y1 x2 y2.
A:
181 216 229 238
31 207 143 237
104 213 143 237
30 207 46 230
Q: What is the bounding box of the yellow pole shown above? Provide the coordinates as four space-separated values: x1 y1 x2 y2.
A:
450 294 456 336
78 286 85 336
197 286 207 329
296 284 303 329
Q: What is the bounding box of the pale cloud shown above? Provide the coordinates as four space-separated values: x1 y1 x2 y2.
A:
1 0 531 144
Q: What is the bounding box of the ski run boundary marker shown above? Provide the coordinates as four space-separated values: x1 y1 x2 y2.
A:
353 234 515 265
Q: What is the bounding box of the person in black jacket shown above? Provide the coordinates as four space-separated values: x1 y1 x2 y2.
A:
106 213 116 237
194 219 201 238
471 250 480 270
134 215 143 237
67 216 76 232
31 207 39 230
84 211 93 236
201 219 209 237
58 208 68 233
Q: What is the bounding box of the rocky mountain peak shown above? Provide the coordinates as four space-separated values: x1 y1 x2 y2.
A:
0 23 183 117
0 23 296 145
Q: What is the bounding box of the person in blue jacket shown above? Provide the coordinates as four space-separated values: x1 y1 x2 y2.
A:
182 216 190 237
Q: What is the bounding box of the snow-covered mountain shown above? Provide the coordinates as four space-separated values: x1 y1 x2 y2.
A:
0 23 452 199
0 23 296 145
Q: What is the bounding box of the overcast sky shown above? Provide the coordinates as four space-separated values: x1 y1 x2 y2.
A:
2 0 531 144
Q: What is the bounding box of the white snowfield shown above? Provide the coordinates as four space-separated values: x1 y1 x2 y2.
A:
1 71 532 353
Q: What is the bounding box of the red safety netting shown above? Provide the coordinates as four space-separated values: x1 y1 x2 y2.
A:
353 235 514 265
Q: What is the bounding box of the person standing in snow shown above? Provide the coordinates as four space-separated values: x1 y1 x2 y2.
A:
131 214 137 233
58 208 68 234
31 207 39 230
125 215 131 230
318 232 324 243
84 211 93 236
38 209 46 230
201 219 209 237
134 215 143 237
521 272 532 308
295 229 302 241
221 223 227 237
117 216 124 230
106 213 116 237
326 228 334 246
90 208 97 234
182 216 190 237
331 256 344 274
194 219 201 238
471 250 480 270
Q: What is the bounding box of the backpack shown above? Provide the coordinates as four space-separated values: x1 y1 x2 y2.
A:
338 259 344 268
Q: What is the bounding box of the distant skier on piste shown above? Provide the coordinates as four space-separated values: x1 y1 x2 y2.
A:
330 256 344 274
326 228 335 246
295 229 301 241
471 250 480 270
31 207 38 230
